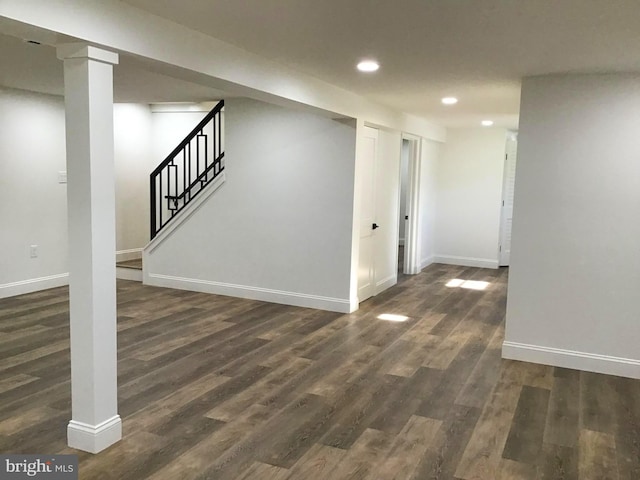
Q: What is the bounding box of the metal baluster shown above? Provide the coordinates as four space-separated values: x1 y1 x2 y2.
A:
151 172 157 239
158 170 163 231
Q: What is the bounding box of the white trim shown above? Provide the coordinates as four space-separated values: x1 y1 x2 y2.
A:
433 255 499 269
145 172 226 254
67 415 122 454
0 273 69 299
116 267 142 282
420 256 434 270
375 273 397 294
145 273 351 313
502 341 640 380
56 44 119 65
116 248 143 262
349 296 359 313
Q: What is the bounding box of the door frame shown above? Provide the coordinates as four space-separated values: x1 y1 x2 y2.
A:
401 133 422 275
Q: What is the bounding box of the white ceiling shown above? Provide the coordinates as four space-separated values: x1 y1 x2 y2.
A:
119 0 640 128
0 32 228 103
4 1 640 128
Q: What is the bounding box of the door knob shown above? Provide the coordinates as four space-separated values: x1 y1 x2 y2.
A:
372 223 380 230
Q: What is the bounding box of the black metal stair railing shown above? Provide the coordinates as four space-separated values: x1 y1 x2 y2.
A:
150 100 224 239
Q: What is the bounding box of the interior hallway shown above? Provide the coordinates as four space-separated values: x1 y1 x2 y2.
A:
0 265 638 479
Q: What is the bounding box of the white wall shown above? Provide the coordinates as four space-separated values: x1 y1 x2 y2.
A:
113 103 153 258
145 97 357 312
0 87 69 296
434 128 507 268
419 138 441 268
150 108 208 166
504 74 640 379
0 87 169 296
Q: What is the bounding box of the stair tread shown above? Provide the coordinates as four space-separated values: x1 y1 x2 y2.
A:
116 259 142 270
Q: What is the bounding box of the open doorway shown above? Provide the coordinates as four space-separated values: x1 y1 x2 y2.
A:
499 131 518 266
398 134 421 275
398 139 410 275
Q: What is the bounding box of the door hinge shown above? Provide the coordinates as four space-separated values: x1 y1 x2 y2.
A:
499 245 502 252
502 200 504 206
505 154 508 160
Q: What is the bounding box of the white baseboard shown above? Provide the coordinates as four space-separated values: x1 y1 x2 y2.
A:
0 273 69 299
375 274 397 294
116 267 142 282
433 254 499 269
67 415 122 454
145 273 351 313
420 256 434 270
116 248 143 262
502 341 640 380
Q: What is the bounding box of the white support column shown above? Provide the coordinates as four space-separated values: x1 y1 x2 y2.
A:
57 44 121 454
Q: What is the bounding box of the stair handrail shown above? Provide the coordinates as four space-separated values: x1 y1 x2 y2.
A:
150 100 224 177
150 100 225 239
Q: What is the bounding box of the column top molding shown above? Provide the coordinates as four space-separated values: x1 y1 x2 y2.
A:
56 43 119 65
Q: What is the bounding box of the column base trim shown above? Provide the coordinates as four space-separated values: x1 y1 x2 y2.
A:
68 415 122 454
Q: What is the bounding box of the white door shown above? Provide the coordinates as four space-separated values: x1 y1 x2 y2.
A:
357 127 378 302
499 136 518 266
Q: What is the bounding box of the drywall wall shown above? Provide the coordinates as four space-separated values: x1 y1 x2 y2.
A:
113 103 153 258
419 138 441 268
145 97 357 312
150 107 208 166
504 74 640 378
434 128 507 268
0 87 69 296
0 88 181 295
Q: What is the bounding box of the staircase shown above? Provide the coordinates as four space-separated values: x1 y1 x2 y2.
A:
116 257 143 281
150 100 225 239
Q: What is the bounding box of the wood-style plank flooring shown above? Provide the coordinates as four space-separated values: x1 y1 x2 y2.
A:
1 264 639 479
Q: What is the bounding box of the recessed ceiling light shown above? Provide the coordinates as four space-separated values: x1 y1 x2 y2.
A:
357 60 380 72
441 97 458 105
481 120 494 126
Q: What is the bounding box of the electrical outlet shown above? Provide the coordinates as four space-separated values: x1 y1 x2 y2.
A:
30 245 38 258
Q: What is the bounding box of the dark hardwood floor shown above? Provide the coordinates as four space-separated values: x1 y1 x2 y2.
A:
1 264 639 479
